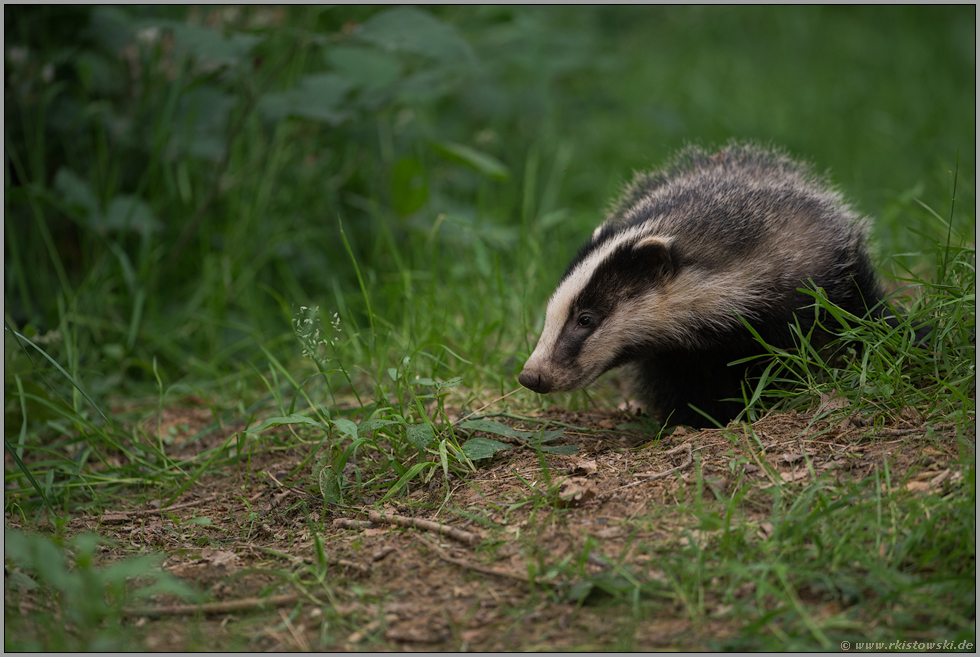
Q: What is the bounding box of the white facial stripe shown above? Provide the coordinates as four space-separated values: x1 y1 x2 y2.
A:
549 225 658 318
526 224 662 367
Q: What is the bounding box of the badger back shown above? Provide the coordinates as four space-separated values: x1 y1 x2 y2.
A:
519 142 880 396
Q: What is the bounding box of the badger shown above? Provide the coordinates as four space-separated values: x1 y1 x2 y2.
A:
519 141 904 428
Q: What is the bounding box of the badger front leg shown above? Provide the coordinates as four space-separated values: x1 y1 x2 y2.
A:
629 351 750 428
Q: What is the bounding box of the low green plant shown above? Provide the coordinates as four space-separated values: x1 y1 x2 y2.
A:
238 304 479 505
4 528 197 651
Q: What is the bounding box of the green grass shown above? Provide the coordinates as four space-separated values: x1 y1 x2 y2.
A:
4 5 975 651
578 448 976 650
736 234 976 428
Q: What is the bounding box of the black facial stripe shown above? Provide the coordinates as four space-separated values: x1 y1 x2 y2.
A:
560 225 624 285
553 250 647 366
551 236 682 371
577 242 672 311
552 312 592 367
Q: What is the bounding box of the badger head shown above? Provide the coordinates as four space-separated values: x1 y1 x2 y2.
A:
519 231 678 395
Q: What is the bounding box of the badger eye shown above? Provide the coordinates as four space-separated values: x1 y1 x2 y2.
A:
577 314 593 328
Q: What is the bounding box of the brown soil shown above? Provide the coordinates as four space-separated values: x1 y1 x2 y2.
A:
5 402 971 651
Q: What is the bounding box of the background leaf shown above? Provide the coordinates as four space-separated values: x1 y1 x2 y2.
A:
460 419 564 444
258 73 355 125
246 414 325 433
326 45 402 90
461 436 513 461
356 7 475 63
432 141 510 180
390 157 428 216
145 19 263 66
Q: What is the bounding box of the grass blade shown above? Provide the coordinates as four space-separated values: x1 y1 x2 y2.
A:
5 322 110 426
4 438 56 515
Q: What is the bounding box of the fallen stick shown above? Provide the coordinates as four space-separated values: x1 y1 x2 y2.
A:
93 492 229 522
452 387 524 426
415 536 530 584
268 472 331 502
123 593 302 618
618 442 694 490
367 510 481 547
333 518 376 530
874 422 957 437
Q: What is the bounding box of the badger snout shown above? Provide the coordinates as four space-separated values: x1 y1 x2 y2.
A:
518 368 551 393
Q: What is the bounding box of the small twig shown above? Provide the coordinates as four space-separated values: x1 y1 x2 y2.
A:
267 472 324 502
739 433 781 488
453 387 525 426
372 546 397 562
123 593 302 618
617 443 694 491
873 427 925 437
252 544 370 575
586 552 613 570
333 518 376 530
415 535 530 584
929 468 953 488
465 411 635 436
152 492 225 513
367 510 481 547
873 422 958 437
91 492 226 522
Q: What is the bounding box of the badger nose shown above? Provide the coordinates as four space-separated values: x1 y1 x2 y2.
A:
518 369 551 393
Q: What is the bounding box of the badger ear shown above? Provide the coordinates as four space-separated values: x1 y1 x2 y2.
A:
634 235 676 278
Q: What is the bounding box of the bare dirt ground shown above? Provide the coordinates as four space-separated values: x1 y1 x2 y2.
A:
6 403 971 651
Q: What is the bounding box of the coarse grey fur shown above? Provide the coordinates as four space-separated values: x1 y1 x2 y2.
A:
519 141 895 428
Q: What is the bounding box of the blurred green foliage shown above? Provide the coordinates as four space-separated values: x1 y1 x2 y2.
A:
4 527 197 650
4 5 975 397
